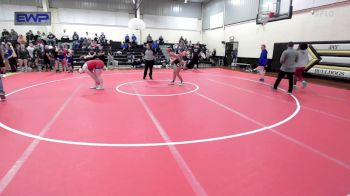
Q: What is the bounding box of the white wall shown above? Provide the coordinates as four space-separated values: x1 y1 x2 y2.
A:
202 28 225 55
0 4 47 35
0 4 202 44
203 2 350 58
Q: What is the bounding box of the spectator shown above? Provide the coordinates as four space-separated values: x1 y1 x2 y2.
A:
177 39 186 53
184 38 188 45
106 50 114 69
210 49 217 66
41 32 47 44
146 34 153 43
10 29 18 45
17 44 30 72
72 32 80 49
121 42 128 51
66 51 73 73
54 48 67 72
26 43 35 68
78 37 84 49
90 40 97 50
87 50 96 58
159 35 164 45
94 33 99 42
61 29 69 43
83 32 89 39
47 32 56 46
99 32 106 45
33 44 42 70
151 40 159 51
43 46 52 72
0 45 5 100
192 44 201 69
82 38 90 51
179 36 184 44
35 31 42 42
131 34 137 44
125 34 130 43
4 43 17 72
26 30 35 43
1 29 10 42
17 34 27 45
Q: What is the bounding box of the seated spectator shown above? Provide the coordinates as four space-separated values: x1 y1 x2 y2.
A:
151 40 159 51
125 34 130 43
72 32 80 49
61 29 69 43
121 42 128 51
90 40 97 50
78 37 84 49
82 38 90 51
26 30 35 43
127 43 133 51
87 50 96 58
146 34 153 43
47 32 56 46
17 34 27 45
158 35 164 45
131 34 137 44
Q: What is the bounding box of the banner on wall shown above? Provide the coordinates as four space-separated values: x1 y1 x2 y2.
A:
273 41 350 80
305 43 350 80
15 12 51 26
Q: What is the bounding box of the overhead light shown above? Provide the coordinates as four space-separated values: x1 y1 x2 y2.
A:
184 0 187 3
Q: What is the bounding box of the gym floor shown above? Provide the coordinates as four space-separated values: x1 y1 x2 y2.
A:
0 68 349 196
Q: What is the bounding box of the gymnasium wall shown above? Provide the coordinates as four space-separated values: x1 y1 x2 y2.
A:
0 4 202 44
203 1 350 59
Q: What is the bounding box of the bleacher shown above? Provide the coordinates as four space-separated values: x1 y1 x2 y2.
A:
40 40 219 71
70 47 167 69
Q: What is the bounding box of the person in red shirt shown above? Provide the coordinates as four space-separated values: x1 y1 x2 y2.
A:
79 59 105 90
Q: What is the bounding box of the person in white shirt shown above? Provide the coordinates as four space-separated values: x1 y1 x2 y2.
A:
294 43 309 89
26 43 35 68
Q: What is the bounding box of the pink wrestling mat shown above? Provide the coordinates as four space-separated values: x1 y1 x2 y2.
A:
0 68 349 195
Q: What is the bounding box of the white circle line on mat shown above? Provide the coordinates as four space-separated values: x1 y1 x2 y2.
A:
116 80 200 97
0 73 300 147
